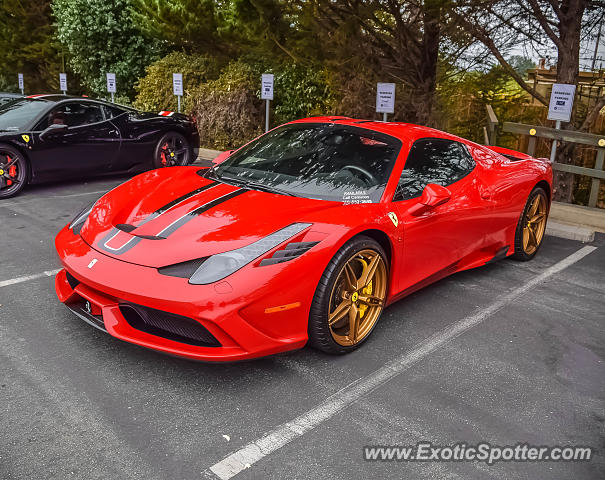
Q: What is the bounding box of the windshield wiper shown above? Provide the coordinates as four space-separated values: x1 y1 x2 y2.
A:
219 174 296 197
204 162 222 181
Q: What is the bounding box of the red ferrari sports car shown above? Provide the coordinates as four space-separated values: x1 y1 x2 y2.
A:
55 117 552 361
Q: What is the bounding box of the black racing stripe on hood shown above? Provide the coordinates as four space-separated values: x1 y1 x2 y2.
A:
96 188 247 255
156 189 247 238
97 229 143 255
111 181 220 234
156 181 219 214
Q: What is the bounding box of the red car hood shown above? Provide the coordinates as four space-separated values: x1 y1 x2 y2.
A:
80 167 337 267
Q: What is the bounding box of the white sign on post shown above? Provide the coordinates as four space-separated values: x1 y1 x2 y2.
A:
59 73 67 93
376 83 395 114
172 73 183 96
106 73 116 93
547 83 576 122
261 74 274 100
18 73 24 92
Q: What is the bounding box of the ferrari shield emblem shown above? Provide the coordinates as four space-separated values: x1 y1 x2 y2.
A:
21 134 30 143
388 212 399 227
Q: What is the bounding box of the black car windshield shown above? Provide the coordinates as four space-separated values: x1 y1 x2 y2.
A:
214 123 401 202
0 99 50 131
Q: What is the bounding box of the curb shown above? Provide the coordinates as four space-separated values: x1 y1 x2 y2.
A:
546 220 595 243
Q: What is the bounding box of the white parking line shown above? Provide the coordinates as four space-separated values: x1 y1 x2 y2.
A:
204 245 598 480
0 189 111 208
0 269 61 288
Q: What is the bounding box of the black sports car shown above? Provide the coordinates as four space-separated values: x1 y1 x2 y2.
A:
0 92 23 106
0 95 200 198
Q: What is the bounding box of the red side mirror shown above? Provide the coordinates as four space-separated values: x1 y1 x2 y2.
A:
408 183 451 216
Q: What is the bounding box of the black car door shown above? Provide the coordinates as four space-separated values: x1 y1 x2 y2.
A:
29 101 121 180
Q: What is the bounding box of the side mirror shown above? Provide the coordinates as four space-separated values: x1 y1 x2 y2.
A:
408 183 451 216
40 123 68 141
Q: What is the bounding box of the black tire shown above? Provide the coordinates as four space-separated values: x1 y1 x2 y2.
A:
152 132 191 169
0 144 29 199
308 235 388 355
511 186 549 261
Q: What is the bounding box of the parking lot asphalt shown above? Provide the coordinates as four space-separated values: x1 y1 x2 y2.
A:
1 171 604 480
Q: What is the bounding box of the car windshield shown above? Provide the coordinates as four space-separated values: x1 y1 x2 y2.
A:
214 123 401 202
0 99 50 131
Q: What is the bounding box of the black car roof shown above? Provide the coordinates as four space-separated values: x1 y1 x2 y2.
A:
25 94 93 103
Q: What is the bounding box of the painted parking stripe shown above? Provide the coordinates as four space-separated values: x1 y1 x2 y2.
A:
0 189 111 208
0 269 61 288
204 245 598 480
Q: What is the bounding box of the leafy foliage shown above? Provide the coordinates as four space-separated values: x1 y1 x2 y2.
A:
52 0 162 98
438 65 542 144
189 61 264 150
272 65 336 123
133 52 221 112
0 0 60 93
131 0 223 55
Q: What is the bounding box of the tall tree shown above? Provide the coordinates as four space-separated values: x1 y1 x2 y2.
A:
0 0 60 93
53 0 163 98
254 0 468 126
450 0 605 200
131 0 223 55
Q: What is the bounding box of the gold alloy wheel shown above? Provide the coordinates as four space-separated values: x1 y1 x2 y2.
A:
522 192 547 255
328 249 387 346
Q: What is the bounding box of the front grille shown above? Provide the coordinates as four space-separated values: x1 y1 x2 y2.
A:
119 304 220 347
65 271 80 289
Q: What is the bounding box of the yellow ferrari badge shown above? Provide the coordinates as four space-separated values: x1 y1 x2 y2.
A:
388 212 398 227
22 134 30 143
0 169 4 175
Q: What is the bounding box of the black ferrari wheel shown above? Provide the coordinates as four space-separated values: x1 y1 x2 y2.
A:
308 236 388 355
153 132 191 168
0 145 28 199
511 186 549 261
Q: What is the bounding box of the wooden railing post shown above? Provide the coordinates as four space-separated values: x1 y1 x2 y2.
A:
486 105 498 146
589 148 604 208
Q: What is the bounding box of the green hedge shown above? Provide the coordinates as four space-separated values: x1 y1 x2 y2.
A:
134 52 220 112
134 53 337 148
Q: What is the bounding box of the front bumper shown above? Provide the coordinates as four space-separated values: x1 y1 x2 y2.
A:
55 227 315 362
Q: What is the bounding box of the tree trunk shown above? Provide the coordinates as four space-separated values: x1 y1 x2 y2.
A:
415 0 441 126
552 0 583 203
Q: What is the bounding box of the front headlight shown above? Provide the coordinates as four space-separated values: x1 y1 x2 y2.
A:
69 202 95 234
189 223 312 285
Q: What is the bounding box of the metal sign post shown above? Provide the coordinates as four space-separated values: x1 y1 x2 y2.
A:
547 83 576 162
59 73 67 95
261 73 274 132
376 83 395 121
173 73 183 113
106 73 116 103
18 73 24 95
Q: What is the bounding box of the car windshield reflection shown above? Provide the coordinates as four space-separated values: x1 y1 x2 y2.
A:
215 123 401 202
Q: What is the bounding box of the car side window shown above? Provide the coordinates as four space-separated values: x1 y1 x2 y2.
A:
102 104 126 119
393 138 475 201
35 102 105 130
